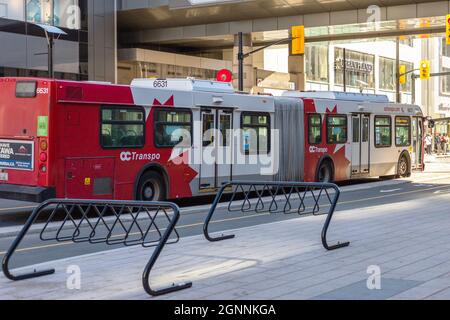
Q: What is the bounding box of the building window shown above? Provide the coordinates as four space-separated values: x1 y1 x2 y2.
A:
154 109 192 148
375 116 392 148
379 57 413 93
395 116 411 147
442 38 450 58
334 48 375 89
308 114 322 145
241 112 270 155
25 0 81 29
54 0 80 29
0 0 25 21
441 67 450 95
101 107 145 148
326 115 347 144
26 0 53 25
305 45 328 83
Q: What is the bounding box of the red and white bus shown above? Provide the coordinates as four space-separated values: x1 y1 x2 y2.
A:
0 77 424 202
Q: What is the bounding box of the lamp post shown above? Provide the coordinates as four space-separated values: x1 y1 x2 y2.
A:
34 24 67 78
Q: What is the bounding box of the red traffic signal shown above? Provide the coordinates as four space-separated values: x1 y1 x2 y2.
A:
216 69 233 82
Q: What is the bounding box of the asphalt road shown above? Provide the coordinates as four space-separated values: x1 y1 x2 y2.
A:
1 172 450 270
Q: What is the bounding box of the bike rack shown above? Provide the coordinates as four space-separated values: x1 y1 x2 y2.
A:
2 199 192 297
203 181 349 251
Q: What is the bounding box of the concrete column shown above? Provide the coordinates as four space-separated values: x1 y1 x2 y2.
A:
88 0 117 83
288 54 306 91
233 33 254 92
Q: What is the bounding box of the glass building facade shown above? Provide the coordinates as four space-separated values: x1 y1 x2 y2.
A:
0 0 88 80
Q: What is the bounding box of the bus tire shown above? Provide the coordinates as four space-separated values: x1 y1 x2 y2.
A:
137 171 166 202
316 160 334 183
397 154 410 178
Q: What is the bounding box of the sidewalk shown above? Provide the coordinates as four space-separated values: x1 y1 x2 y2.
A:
2 187 450 300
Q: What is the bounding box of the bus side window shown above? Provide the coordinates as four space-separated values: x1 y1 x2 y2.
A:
374 116 392 148
241 112 271 155
395 116 411 147
154 108 193 148
326 115 347 144
101 106 145 149
308 114 322 145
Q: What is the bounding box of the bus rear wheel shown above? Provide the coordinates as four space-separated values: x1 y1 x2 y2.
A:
137 171 166 202
317 161 333 183
397 155 410 178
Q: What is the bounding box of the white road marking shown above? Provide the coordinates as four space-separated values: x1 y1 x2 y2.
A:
380 188 402 193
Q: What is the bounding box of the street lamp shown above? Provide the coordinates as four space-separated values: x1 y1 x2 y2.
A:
34 23 67 79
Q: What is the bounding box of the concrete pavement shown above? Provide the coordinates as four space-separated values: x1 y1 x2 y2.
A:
2 187 450 300
1 157 450 300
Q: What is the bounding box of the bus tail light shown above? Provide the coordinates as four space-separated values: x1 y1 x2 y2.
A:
39 152 47 162
39 164 47 173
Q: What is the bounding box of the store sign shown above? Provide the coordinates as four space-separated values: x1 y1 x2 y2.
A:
438 103 450 113
0 140 34 171
335 58 374 73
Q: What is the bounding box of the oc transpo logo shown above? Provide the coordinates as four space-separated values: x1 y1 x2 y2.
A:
120 152 161 162
309 146 328 153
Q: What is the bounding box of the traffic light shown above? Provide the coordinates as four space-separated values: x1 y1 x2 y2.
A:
291 26 305 55
446 14 450 45
399 65 406 85
420 60 430 80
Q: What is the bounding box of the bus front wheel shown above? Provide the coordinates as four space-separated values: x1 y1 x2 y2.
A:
137 171 166 202
397 155 410 178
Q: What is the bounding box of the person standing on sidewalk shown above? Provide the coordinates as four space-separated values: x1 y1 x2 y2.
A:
444 134 449 155
441 134 448 155
425 133 433 155
435 133 442 154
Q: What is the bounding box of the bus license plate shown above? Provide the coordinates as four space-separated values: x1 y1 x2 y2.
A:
0 172 8 181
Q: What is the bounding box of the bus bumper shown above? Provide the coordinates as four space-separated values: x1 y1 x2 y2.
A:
0 184 56 203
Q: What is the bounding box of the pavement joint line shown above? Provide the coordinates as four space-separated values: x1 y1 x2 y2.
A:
1 184 450 258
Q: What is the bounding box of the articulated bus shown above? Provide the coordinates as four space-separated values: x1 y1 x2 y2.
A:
0 77 424 202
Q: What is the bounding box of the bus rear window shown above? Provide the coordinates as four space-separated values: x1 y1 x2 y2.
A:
16 81 37 98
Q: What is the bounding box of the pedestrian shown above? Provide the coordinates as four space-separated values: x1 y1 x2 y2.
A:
441 134 447 155
444 134 449 155
435 133 442 154
425 133 433 155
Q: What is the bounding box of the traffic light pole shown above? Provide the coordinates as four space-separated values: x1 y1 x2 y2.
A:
406 70 450 105
237 32 295 92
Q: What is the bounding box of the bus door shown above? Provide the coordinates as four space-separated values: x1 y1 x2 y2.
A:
351 114 370 176
199 108 233 190
412 117 424 170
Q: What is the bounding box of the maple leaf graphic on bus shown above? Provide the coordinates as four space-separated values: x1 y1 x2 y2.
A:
152 96 174 107
323 104 351 179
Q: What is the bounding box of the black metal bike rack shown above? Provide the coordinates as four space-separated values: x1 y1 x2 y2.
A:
203 181 349 251
2 199 192 297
